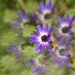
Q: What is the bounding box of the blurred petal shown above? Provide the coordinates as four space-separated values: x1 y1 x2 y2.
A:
47 1 52 9
48 26 53 33
37 25 44 34
40 2 46 11
11 23 23 30
29 36 37 40
44 23 48 32
46 44 52 52
40 44 45 53
69 16 75 25
65 14 69 22
19 11 26 21
35 43 41 51
64 58 71 67
33 31 39 36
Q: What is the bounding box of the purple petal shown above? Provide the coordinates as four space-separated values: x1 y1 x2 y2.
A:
32 67 37 73
48 26 53 33
65 52 71 57
27 59 36 66
44 23 48 32
30 39 39 44
36 9 42 14
10 23 23 30
58 16 64 23
68 29 74 35
47 1 52 9
9 49 19 53
68 37 73 44
16 18 22 22
65 14 69 22
37 25 44 34
33 31 39 36
35 44 41 51
47 38 53 44
8 45 15 49
40 44 45 53
19 11 26 21
61 38 66 45
53 58 58 64
48 33 52 37
51 2 56 12
69 16 75 25
58 61 63 67
46 44 52 52
40 2 47 11
14 52 23 61
29 36 37 40
69 24 74 29
8 45 20 53
32 66 42 73
14 52 20 59
64 58 71 67
37 69 42 75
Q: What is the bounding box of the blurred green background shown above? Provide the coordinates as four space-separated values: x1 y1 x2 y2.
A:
0 0 75 75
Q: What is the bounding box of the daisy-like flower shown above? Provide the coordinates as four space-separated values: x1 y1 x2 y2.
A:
52 38 71 67
56 15 75 38
36 1 56 23
11 11 36 30
29 24 53 53
8 43 24 61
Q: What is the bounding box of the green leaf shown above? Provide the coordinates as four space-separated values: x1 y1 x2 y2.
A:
23 25 36 37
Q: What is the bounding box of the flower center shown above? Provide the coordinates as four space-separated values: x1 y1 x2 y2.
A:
59 48 66 56
62 27 69 33
44 13 50 19
41 35 48 42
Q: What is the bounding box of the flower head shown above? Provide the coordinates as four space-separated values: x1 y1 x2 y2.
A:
11 11 30 30
52 38 71 67
8 43 24 61
56 15 75 37
36 1 56 23
11 11 37 30
29 24 53 53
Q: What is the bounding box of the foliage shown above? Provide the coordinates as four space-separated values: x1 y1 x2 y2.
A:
0 0 75 75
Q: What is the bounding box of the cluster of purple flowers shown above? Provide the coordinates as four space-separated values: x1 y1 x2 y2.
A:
8 0 75 75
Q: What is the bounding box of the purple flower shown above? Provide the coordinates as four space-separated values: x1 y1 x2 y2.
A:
52 41 71 67
10 11 30 30
56 15 75 38
29 24 53 53
36 1 56 23
8 43 24 61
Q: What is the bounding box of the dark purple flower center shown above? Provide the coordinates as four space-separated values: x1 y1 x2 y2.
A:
44 13 50 19
41 35 48 42
59 48 66 56
62 27 69 33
